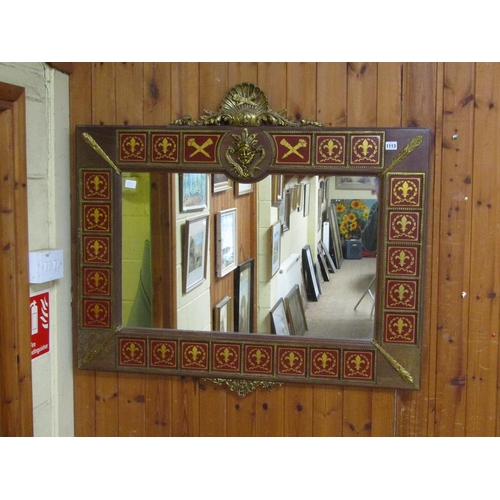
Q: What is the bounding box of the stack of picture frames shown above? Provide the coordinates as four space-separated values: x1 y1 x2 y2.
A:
327 204 344 269
270 284 308 336
272 175 309 234
213 258 254 334
302 244 321 302
317 241 331 282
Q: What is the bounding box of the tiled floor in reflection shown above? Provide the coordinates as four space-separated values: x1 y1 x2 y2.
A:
304 257 377 340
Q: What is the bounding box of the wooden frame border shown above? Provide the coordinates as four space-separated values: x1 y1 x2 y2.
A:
74 117 431 390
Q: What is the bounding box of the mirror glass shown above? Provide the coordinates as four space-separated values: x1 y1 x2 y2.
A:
121 172 379 341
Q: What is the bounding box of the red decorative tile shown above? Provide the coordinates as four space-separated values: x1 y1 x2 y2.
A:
83 268 111 296
243 345 273 375
119 338 146 367
350 134 382 167
83 236 111 265
386 246 420 277
385 279 418 310
387 211 421 242
384 313 418 344
309 348 340 379
389 176 423 208
315 135 347 166
82 299 111 328
183 133 221 163
150 339 177 368
82 171 111 200
83 204 111 232
270 134 312 165
151 133 180 163
212 343 241 372
343 350 375 381
119 132 147 162
277 347 306 377
181 341 209 370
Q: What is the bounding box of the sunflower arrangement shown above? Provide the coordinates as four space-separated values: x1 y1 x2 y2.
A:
334 199 371 240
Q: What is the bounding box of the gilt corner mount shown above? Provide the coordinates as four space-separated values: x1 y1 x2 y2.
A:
75 82 432 395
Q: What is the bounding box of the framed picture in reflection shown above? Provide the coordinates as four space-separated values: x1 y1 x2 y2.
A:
336 176 377 191
214 296 232 332
180 173 208 212
235 182 253 195
270 298 290 335
282 189 291 232
216 208 237 277
213 173 232 193
272 175 284 207
183 214 209 293
271 221 281 277
284 284 308 336
234 259 254 333
302 244 320 302
303 183 310 217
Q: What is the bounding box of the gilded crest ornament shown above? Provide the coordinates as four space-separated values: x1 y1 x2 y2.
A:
206 378 283 397
225 128 265 179
173 82 321 127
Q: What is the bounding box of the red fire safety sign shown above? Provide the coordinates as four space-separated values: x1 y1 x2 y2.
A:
30 290 50 360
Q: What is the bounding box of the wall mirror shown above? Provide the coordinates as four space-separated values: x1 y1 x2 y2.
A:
74 82 431 395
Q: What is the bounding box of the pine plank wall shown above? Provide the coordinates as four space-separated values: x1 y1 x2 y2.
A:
70 62 500 436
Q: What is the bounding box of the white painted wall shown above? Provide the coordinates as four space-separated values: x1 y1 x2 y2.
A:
0 62 74 436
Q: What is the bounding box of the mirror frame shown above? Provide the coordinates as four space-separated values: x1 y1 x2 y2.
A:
74 83 432 395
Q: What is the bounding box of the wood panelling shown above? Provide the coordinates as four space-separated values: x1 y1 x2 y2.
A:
70 62 500 436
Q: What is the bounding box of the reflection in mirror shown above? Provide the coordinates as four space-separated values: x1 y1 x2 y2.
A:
122 172 153 327
121 171 380 340
256 174 379 340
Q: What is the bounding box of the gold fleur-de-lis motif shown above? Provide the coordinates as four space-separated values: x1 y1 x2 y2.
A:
323 139 338 156
219 347 233 364
89 240 104 256
358 139 373 156
393 317 409 335
126 342 140 358
396 250 409 267
126 137 141 153
252 349 266 365
89 208 104 224
89 271 104 287
158 343 169 360
284 351 299 368
187 345 202 362
351 354 366 371
397 181 413 199
90 174 103 192
318 352 332 369
158 138 171 154
396 215 411 233
89 303 103 319
394 284 409 301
